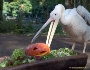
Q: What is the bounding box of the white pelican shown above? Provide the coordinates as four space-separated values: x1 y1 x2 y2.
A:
31 4 90 53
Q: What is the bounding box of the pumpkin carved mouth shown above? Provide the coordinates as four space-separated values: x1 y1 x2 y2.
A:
36 51 47 56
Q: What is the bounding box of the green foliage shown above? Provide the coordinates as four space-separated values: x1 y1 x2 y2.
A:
42 48 77 60
0 20 33 34
32 23 67 35
0 20 16 33
0 59 7 68
3 0 65 17
3 2 9 14
22 22 33 33
0 48 77 68
0 49 36 68
3 0 32 17
11 49 25 60
2 0 67 35
0 20 66 35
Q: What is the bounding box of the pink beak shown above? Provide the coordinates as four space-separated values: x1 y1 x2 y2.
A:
31 17 59 44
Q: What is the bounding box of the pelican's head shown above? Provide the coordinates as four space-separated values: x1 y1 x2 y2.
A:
31 4 65 43
50 4 65 21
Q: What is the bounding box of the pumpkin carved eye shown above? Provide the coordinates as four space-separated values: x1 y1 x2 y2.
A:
33 47 38 50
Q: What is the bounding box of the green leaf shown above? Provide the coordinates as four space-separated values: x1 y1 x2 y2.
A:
11 49 25 60
0 60 7 68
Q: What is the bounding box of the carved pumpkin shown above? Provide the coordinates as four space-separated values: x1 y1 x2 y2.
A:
25 43 50 57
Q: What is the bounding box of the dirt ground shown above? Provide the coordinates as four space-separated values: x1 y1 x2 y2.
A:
0 34 90 70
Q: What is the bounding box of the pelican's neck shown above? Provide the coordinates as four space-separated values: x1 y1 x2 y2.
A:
60 9 71 26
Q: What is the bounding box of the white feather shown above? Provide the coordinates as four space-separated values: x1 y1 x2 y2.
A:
76 5 90 24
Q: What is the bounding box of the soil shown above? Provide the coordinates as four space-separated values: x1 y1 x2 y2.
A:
0 34 90 70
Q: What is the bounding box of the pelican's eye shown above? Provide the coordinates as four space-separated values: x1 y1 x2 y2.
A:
55 14 56 15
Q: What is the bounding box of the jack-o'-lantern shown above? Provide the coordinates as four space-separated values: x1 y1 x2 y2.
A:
25 43 50 57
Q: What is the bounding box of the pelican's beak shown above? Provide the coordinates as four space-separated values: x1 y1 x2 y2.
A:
31 17 59 44
46 19 59 47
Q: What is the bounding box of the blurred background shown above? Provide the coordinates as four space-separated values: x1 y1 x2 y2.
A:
0 0 90 35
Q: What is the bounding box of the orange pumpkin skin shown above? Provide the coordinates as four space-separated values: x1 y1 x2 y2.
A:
25 43 50 57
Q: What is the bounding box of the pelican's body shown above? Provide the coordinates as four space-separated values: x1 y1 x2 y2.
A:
61 8 88 42
31 4 90 53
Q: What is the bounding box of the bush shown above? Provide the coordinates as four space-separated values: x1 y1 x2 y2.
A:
0 20 66 35
29 23 67 35
0 20 33 34
0 20 16 33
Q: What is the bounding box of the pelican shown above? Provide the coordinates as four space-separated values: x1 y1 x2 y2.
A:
31 4 90 53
